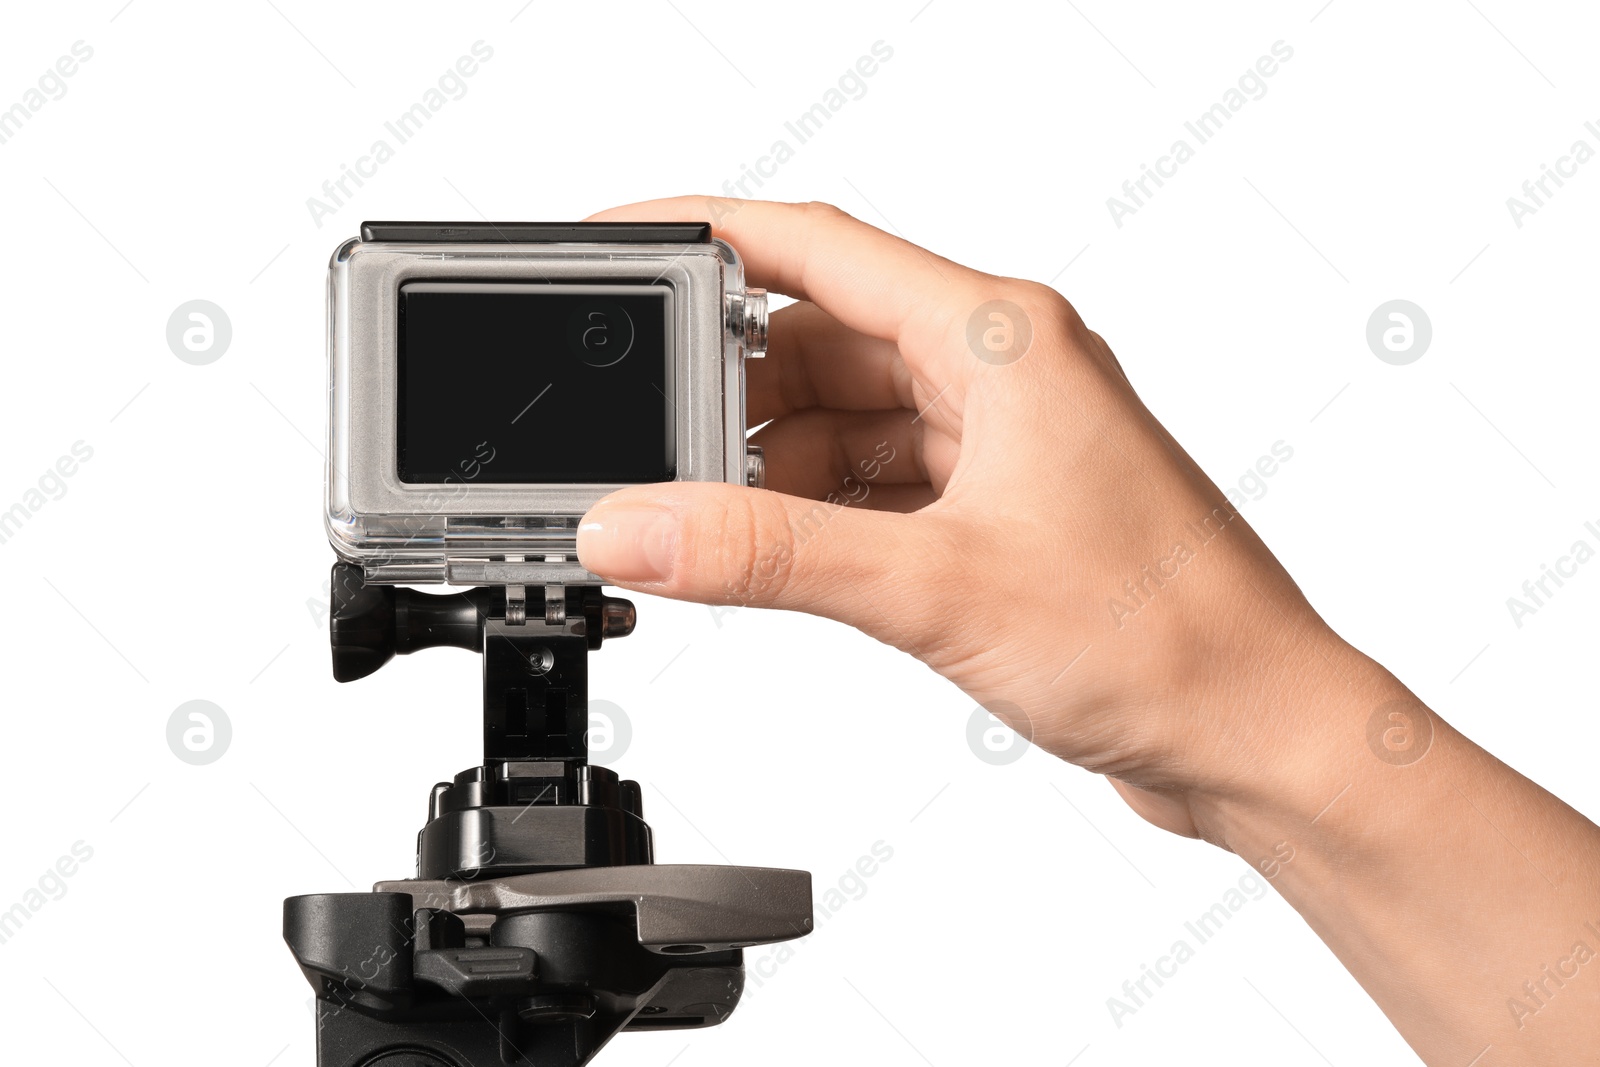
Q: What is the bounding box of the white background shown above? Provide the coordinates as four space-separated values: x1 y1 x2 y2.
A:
1 2 1595 1065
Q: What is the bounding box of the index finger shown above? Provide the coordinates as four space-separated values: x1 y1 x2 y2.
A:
586 197 982 353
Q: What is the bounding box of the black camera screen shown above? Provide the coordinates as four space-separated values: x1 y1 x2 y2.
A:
397 283 675 484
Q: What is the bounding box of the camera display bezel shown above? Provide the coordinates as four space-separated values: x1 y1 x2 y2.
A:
393 281 679 485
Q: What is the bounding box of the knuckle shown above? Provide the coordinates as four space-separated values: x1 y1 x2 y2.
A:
802 199 851 223
950 278 1083 368
1007 279 1078 329
991 279 1103 366
715 492 802 605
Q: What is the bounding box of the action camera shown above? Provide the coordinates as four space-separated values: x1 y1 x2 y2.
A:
326 220 769 586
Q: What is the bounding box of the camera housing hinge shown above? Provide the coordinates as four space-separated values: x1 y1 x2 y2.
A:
504 556 526 625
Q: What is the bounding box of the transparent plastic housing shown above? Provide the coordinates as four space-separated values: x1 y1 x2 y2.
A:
326 234 753 585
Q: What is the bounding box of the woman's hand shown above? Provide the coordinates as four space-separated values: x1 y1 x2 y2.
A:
578 198 1600 1066
575 196 1363 841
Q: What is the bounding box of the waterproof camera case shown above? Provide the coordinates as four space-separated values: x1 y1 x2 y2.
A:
327 221 768 586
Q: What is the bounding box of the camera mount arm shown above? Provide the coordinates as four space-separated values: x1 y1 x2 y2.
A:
328 564 636 765
287 566 814 1067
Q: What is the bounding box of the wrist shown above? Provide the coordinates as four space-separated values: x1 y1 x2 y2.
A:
1178 621 1416 852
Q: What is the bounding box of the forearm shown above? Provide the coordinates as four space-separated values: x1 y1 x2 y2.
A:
1191 638 1600 1065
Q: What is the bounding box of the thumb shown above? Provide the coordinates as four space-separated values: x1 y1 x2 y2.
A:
576 481 922 630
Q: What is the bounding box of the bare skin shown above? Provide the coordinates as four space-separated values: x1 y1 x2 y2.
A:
575 197 1600 1065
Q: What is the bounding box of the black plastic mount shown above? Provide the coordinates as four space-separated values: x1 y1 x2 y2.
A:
328 563 635 766
294 564 811 1067
327 563 649 880
285 893 745 1067
291 565 706 1067
360 221 711 244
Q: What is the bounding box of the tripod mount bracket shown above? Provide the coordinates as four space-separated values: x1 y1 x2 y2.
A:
283 566 814 1067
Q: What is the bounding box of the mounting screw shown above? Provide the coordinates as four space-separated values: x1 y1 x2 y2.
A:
730 288 767 358
523 646 554 675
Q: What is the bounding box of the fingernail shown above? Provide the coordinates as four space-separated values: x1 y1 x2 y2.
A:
577 506 679 581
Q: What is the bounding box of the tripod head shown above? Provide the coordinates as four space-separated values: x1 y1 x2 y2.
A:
284 566 813 1067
